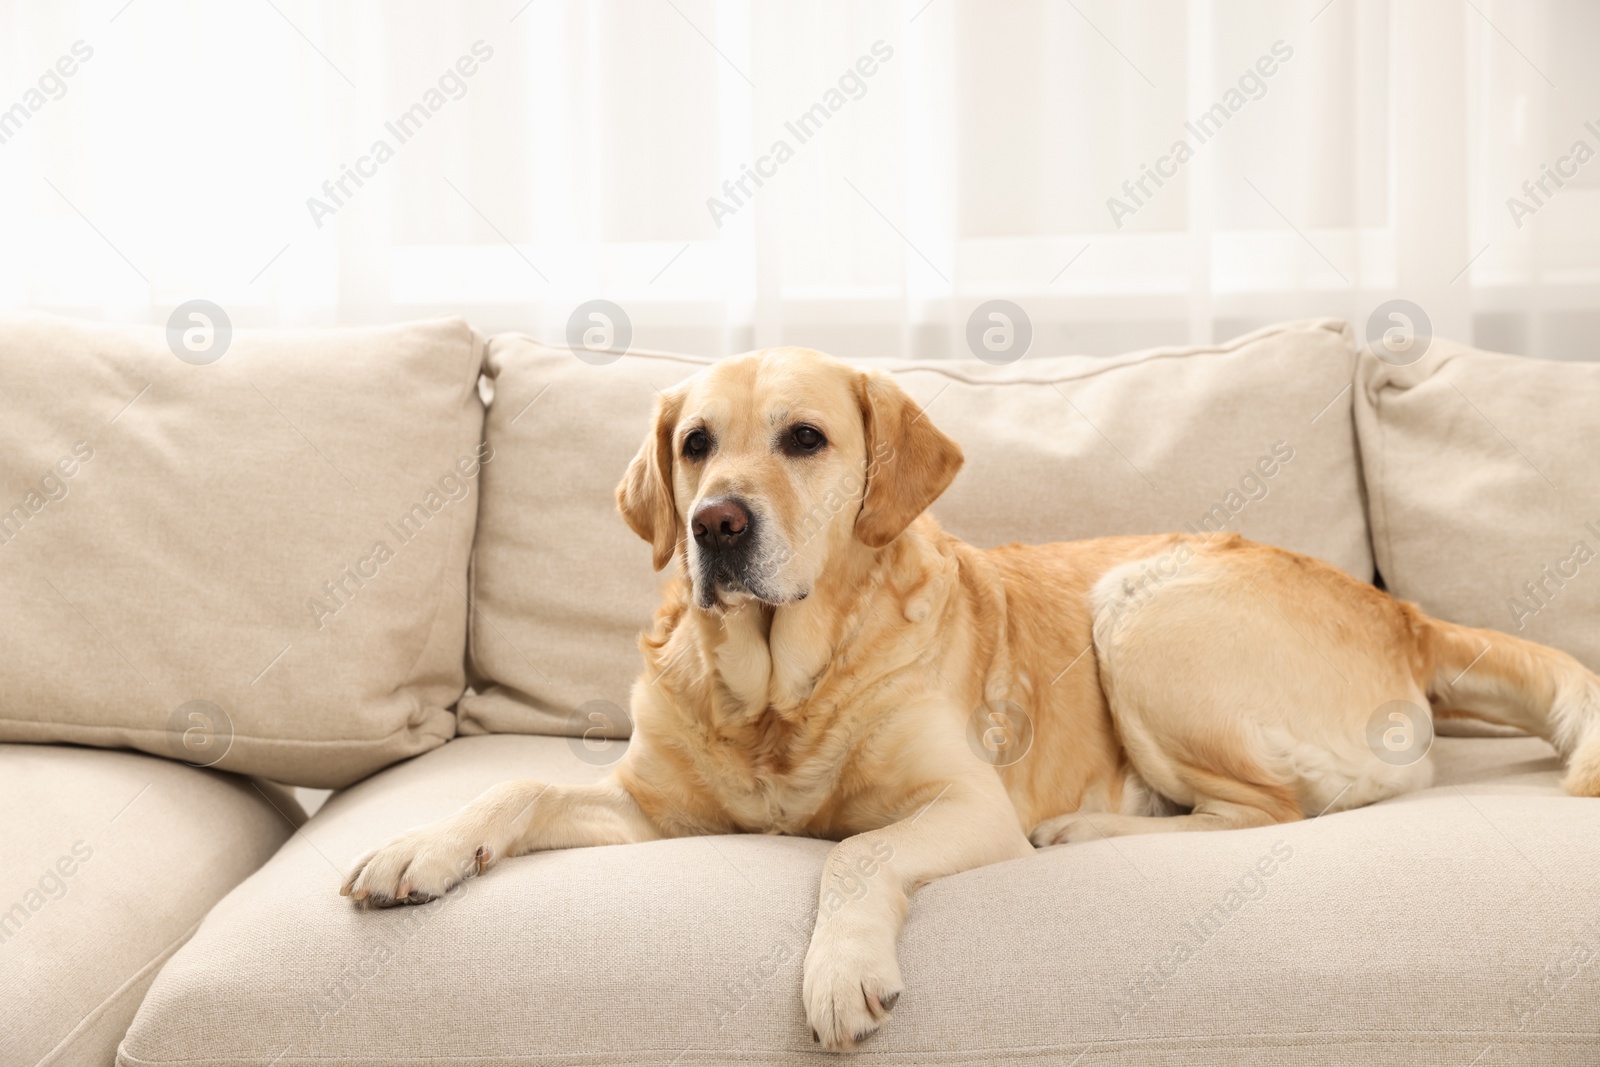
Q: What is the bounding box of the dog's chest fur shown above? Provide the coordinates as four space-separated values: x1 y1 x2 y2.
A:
690 707 843 835
691 606 863 834
654 593 927 838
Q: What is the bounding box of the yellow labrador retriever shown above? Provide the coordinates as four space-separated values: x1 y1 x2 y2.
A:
343 347 1600 1050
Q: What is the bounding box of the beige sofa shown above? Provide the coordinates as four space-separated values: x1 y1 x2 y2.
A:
4 315 1598 1067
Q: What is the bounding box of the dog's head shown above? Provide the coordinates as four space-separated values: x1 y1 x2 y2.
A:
616 348 963 610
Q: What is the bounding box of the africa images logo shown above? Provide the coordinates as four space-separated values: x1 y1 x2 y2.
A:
1106 40 1294 228
305 41 494 228
705 41 894 227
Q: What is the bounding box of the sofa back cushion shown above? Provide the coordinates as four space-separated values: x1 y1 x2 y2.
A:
1355 339 1600 671
461 319 1370 739
0 313 485 787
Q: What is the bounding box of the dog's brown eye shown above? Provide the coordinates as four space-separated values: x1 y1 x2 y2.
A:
683 429 711 460
787 424 826 455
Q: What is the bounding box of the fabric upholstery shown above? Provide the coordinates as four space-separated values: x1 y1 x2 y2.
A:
0 313 485 786
118 731 1600 1066
1355 340 1600 672
462 319 1370 737
0 743 299 1067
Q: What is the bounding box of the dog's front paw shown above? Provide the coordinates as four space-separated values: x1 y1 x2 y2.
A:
340 821 488 907
802 925 904 1052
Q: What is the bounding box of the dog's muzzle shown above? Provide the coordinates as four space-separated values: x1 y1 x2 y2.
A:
690 496 764 607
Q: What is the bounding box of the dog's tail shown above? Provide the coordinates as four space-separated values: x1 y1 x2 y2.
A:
1420 614 1600 796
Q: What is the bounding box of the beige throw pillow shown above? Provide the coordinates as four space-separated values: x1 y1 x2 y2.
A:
0 313 485 787
1355 338 1600 672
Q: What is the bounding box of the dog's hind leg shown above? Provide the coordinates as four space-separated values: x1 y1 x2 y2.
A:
1073 544 1440 841
1030 774 1293 846
1030 807 1274 846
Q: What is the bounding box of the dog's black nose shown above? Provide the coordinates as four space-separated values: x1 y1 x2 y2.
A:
692 498 750 550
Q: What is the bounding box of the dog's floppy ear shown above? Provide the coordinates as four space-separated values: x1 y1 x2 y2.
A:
616 390 684 571
854 371 964 548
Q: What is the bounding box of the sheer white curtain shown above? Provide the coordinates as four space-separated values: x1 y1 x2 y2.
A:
3 0 1596 360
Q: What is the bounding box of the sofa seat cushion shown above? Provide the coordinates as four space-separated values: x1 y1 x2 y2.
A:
0 743 300 1067
119 733 1600 1066
463 319 1370 738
